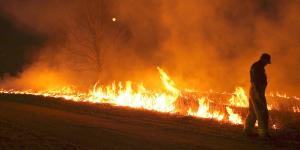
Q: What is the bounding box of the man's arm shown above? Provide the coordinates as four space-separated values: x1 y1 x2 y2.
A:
250 66 264 95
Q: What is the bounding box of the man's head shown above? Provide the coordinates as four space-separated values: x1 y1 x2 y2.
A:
260 53 271 65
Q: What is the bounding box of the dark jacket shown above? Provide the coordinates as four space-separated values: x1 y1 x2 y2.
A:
250 60 267 94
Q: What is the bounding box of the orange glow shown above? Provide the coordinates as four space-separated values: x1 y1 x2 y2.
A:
1 67 300 127
226 107 243 125
229 87 248 108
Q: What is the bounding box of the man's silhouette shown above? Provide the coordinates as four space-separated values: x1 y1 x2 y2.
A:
244 53 271 139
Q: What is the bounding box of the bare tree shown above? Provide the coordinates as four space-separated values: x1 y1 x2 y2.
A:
62 0 130 81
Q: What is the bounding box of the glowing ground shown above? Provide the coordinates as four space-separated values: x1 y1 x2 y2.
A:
0 94 299 149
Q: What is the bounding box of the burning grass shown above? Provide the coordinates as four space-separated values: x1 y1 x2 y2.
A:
0 67 300 129
1 93 300 149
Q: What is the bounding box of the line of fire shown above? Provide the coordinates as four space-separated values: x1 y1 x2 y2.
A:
0 0 300 149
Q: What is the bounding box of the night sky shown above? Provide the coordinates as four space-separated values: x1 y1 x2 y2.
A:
0 11 45 78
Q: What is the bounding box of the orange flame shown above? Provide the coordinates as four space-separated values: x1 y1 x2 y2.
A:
1 67 300 127
229 87 248 108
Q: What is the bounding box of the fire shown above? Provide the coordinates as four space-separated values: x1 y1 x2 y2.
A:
157 67 180 95
89 80 176 112
188 97 225 121
229 87 248 108
1 67 300 127
272 92 290 99
226 107 243 124
293 106 300 113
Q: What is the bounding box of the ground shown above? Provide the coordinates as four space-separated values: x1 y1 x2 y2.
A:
0 94 299 149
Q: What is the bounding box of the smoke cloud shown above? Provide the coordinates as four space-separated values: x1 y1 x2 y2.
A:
0 0 300 95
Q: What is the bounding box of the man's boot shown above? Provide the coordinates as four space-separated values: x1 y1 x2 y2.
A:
258 129 271 140
244 128 258 137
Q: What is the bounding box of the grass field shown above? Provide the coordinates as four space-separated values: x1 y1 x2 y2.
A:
0 94 300 149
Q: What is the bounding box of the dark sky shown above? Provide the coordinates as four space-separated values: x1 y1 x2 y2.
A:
0 11 45 77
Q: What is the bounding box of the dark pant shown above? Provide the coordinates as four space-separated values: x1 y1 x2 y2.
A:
244 87 269 132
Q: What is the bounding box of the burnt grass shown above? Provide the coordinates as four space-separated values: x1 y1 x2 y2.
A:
0 93 300 149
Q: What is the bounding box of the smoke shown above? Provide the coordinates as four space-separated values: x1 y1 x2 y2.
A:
0 0 300 95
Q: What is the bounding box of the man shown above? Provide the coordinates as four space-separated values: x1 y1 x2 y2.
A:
244 53 271 139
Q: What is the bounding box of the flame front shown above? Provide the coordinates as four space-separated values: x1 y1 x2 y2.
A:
1 67 300 126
